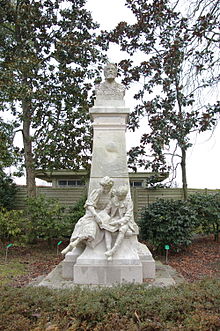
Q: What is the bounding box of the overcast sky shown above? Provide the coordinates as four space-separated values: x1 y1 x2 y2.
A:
85 0 220 190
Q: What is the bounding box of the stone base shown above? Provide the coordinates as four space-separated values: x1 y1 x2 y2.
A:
62 246 84 280
62 237 155 285
137 242 156 279
74 264 142 285
36 260 180 289
73 238 142 285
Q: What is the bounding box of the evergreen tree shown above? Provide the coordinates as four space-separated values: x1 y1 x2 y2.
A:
0 0 105 197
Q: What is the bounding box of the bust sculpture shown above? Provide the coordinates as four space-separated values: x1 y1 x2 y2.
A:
95 63 125 100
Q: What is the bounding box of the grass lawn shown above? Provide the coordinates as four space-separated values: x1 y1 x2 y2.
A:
0 260 27 286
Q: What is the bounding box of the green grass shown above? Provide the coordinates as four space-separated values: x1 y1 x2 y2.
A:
0 261 27 286
0 278 220 330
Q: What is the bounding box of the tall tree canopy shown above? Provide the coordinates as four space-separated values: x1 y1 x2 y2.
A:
0 0 105 197
105 0 220 198
0 117 18 209
0 118 15 169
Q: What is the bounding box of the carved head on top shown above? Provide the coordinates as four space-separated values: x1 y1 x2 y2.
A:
104 63 117 81
95 63 125 100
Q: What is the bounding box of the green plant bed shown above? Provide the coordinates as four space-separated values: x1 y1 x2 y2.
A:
0 279 220 330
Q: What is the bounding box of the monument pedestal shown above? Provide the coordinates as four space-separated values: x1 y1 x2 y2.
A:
62 236 155 284
89 104 130 194
61 63 155 285
74 239 142 285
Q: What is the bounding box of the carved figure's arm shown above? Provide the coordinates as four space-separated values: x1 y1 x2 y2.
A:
104 201 111 215
86 205 102 224
123 199 133 221
110 199 133 226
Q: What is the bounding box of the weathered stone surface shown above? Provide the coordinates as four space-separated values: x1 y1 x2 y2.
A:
95 63 125 102
61 63 155 285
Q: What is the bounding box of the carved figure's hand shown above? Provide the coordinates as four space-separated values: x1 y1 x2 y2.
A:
95 214 102 225
109 220 120 226
116 217 128 226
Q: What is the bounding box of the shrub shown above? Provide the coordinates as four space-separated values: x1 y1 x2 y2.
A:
0 208 25 243
0 171 17 210
139 199 198 251
64 195 87 234
24 195 67 244
188 193 220 241
22 195 85 242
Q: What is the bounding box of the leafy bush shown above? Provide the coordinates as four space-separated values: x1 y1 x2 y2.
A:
188 193 220 241
24 195 88 243
139 199 198 251
64 195 87 233
24 195 67 244
0 208 25 243
0 195 88 244
0 171 17 210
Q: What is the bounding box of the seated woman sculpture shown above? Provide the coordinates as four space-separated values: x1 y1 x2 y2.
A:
61 176 114 255
99 185 137 260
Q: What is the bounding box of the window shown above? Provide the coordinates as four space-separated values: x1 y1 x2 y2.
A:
58 180 85 187
58 180 67 186
130 181 143 187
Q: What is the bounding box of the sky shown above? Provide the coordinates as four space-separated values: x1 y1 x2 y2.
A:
5 0 220 190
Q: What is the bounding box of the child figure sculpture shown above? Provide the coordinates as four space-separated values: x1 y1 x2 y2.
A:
100 185 137 261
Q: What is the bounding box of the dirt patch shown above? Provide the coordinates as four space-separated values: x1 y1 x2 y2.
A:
0 241 66 287
0 236 219 287
167 235 220 282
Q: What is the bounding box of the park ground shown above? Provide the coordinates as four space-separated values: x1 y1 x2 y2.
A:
0 235 219 287
0 235 219 331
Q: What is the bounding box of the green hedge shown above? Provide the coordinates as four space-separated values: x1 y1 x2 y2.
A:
139 199 198 251
0 208 25 243
139 192 220 251
188 193 220 241
0 279 219 330
0 171 17 210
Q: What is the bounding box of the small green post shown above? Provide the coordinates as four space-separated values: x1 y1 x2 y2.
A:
57 241 63 255
5 244 13 262
164 245 170 264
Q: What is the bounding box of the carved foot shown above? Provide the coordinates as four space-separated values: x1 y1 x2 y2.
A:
105 249 114 260
61 247 69 255
61 243 74 255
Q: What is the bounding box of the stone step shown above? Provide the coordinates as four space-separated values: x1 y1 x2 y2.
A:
32 260 184 289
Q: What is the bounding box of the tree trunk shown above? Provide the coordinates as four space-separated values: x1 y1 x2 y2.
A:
181 147 187 201
22 98 36 198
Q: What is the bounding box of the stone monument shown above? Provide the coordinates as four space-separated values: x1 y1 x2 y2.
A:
62 63 155 285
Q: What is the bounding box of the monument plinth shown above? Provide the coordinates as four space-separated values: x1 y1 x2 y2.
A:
62 63 155 285
89 65 129 194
